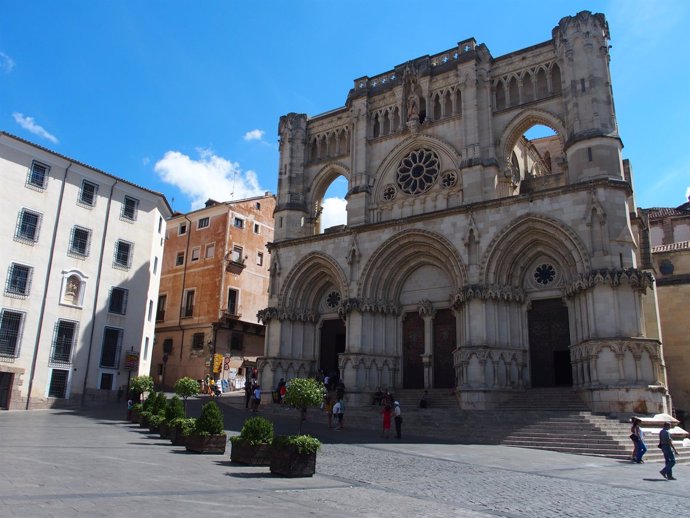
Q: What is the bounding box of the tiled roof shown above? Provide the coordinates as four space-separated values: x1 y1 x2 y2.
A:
643 201 690 220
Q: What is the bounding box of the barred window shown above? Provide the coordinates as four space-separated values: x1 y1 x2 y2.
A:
182 290 195 318
192 332 205 349
69 226 91 257
100 327 122 368
16 209 41 243
114 240 133 269
48 369 69 398
79 180 98 207
50 320 77 365
27 161 49 189
6 263 32 297
0 309 24 358
108 287 128 314
121 196 139 221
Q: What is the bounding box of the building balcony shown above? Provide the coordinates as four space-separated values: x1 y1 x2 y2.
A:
225 257 246 274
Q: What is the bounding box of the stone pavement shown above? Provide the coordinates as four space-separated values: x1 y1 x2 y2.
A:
1 398 688 518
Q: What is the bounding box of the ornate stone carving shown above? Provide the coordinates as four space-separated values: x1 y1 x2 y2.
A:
451 284 526 307
564 268 654 297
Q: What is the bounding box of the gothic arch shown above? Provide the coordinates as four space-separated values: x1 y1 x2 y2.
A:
279 251 349 311
481 214 590 287
372 134 462 200
498 108 567 169
359 229 467 302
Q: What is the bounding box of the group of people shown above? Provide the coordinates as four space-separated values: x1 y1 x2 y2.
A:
244 378 262 411
380 400 403 439
629 417 678 480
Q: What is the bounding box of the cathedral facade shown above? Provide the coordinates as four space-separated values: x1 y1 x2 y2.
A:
258 11 670 413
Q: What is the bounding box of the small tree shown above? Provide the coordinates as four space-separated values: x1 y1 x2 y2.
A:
283 377 324 435
130 375 154 402
194 400 225 437
165 395 185 424
174 377 199 416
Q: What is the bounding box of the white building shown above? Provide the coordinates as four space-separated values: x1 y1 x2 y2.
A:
0 132 172 410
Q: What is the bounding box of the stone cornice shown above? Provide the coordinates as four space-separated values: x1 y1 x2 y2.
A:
452 285 526 306
564 268 654 297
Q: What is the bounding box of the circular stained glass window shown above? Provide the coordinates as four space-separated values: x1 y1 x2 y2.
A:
534 263 556 285
326 291 341 309
382 184 397 201
396 148 440 195
441 170 458 188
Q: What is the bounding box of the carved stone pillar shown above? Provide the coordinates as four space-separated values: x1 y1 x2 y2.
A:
418 300 436 389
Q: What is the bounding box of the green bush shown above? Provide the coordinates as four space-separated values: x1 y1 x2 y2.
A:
150 392 167 416
283 378 324 434
194 401 225 437
170 417 197 437
231 416 273 446
174 377 199 416
165 395 185 423
148 414 166 428
273 434 321 455
132 402 143 413
130 375 154 400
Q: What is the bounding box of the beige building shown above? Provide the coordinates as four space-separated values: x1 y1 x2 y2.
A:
152 195 275 390
0 132 171 410
644 199 690 424
258 11 671 414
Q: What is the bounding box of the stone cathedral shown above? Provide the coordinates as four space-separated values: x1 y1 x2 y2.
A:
258 11 671 414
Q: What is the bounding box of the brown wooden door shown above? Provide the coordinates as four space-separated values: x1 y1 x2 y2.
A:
528 299 571 387
320 319 346 377
433 309 456 388
402 312 424 389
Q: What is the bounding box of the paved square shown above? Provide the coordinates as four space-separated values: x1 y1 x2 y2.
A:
0 401 687 517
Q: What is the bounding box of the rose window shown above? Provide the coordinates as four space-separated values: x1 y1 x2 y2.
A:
326 290 341 309
396 148 440 195
382 184 397 201
534 263 556 285
440 170 458 188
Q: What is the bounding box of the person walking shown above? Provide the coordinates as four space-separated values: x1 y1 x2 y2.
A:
323 395 334 428
630 418 646 463
394 401 402 439
333 398 345 430
252 384 262 412
244 379 253 409
659 421 678 480
381 404 392 438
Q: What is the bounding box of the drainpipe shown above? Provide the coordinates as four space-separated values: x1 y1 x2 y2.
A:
25 161 72 409
80 180 117 406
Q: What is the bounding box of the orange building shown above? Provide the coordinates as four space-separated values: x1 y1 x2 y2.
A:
152 194 275 390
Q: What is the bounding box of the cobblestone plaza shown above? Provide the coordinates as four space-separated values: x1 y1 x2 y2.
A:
1 400 687 517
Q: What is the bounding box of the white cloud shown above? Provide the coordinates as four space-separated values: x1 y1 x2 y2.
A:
154 148 264 210
243 129 265 142
0 52 14 73
686 186 690 203
12 113 58 144
320 197 347 230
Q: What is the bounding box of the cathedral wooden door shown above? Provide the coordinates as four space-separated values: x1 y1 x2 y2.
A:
433 309 456 388
528 299 572 387
402 312 424 389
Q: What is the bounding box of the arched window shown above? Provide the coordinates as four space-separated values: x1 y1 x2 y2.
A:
433 94 442 120
523 73 535 103
319 137 327 158
327 133 336 156
536 68 548 98
373 114 380 138
382 111 391 135
443 91 452 117
550 63 562 95
311 139 318 161
495 81 506 110
508 77 520 107
454 90 462 116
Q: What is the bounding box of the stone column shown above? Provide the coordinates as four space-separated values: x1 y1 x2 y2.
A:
419 300 436 389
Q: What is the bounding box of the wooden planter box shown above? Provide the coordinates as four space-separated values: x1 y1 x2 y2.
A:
148 424 161 434
139 416 149 429
159 423 171 439
270 445 316 477
230 440 272 466
185 434 227 454
169 427 187 447
130 408 141 423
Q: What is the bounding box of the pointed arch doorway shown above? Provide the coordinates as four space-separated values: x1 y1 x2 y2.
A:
320 319 345 379
528 298 572 387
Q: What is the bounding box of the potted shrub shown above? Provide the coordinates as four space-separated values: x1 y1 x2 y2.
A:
130 375 154 403
270 377 323 477
169 417 196 447
130 402 143 423
230 416 274 466
160 395 184 439
138 392 155 428
148 392 168 433
174 377 199 416
185 400 227 454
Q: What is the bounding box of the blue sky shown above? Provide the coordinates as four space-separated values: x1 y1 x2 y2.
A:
2 1 688 226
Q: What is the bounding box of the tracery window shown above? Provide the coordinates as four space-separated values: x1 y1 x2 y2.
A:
534 263 556 286
396 148 440 195
326 291 341 309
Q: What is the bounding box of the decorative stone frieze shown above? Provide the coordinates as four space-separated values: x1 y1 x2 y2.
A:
564 268 655 297
451 284 525 307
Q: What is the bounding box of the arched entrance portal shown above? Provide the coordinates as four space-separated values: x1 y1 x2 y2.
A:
320 319 345 379
528 298 572 387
